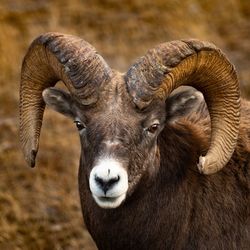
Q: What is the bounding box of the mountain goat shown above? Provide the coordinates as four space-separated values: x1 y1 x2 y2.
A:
19 33 250 249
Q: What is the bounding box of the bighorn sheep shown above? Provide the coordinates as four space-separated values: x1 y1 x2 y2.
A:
20 33 250 249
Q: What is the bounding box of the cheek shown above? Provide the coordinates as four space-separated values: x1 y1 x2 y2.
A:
128 141 160 180
145 145 160 179
132 137 158 166
127 143 159 191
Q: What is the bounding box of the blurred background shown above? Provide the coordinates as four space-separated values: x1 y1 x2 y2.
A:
0 0 249 249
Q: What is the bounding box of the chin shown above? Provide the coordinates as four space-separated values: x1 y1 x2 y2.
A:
92 193 126 209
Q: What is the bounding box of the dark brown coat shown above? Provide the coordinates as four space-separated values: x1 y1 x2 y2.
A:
77 99 250 250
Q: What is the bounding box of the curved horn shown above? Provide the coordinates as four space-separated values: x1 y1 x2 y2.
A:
126 39 240 175
20 32 112 167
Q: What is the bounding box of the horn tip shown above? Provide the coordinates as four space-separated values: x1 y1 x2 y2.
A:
25 149 37 168
197 155 222 175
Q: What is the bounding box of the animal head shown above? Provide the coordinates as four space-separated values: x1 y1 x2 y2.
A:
20 33 240 209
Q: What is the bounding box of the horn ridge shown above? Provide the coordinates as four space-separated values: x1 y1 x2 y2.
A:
20 32 112 167
126 39 240 174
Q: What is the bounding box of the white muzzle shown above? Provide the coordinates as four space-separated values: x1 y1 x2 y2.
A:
89 157 128 209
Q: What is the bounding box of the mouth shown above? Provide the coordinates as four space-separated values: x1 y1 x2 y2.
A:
92 193 126 209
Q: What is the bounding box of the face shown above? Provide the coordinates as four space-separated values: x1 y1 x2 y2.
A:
77 100 166 209
42 79 204 209
43 78 166 209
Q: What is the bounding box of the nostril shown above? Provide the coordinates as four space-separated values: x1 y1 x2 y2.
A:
108 175 120 186
95 175 104 186
94 175 120 194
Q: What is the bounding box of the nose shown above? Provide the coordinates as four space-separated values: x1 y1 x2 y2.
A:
95 174 120 195
89 158 128 203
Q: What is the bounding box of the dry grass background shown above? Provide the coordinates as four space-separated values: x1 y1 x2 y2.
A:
0 0 250 249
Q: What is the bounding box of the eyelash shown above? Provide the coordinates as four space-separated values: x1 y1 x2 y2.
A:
74 121 86 131
146 123 159 134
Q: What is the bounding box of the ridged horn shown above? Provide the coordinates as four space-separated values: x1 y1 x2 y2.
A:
20 32 112 168
126 39 240 175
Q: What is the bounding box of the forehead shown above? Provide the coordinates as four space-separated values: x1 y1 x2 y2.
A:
101 76 135 115
76 72 165 124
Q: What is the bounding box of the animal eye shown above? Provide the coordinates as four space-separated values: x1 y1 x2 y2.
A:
146 124 159 134
74 121 86 131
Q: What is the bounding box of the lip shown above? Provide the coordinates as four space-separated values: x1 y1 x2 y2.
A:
98 196 119 202
92 193 126 209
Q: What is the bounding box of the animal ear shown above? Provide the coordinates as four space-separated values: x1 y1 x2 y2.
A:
42 87 74 118
165 86 206 122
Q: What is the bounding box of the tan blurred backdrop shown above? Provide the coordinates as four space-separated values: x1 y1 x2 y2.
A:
0 0 249 249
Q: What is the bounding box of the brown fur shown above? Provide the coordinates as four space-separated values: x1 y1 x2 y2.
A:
78 98 250 250
20 33 248 249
